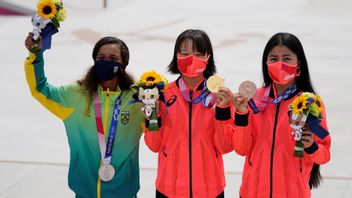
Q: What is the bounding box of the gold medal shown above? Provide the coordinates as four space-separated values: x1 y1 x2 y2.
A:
98 164 115 182
207 75 224 93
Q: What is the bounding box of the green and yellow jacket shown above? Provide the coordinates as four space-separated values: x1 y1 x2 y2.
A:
24 51 144 198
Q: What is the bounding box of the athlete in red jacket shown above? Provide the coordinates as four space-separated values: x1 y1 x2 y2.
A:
144 29 232 198
216 32 331 198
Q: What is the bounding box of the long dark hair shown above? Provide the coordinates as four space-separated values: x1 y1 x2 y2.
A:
262 32 315 93
167 29 216 78
262 32 322 189
77 36 134 116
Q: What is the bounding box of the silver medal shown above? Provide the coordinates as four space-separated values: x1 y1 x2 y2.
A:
98 164 115 182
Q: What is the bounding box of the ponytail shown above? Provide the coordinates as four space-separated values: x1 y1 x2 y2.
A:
309 163 322 189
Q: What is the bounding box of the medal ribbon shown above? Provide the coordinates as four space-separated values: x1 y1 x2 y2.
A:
178 77 214 107
270 84 297 104
94 92 122 165
248 84 297 113
247 86 270 113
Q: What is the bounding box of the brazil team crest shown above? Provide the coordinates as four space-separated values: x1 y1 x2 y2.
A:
121 111 130 125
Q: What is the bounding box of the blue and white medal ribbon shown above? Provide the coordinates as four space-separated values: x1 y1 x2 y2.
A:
271 84 297 104
179 77 215 108
94 93 122 182
248 84 297 113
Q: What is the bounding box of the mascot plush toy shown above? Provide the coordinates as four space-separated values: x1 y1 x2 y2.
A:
130 71 168 131
31 14 51 41
138 87 160 117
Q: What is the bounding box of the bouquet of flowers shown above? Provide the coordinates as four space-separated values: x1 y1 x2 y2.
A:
133 71 168 131
289 92 324 158
31 0 67 51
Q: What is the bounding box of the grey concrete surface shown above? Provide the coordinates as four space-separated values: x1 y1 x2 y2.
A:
1 0 352 197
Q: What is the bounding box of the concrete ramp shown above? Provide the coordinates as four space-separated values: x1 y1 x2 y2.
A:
0 1 33 15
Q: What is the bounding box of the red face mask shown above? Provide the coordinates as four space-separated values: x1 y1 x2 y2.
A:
267 61 300 84
177 55 208 78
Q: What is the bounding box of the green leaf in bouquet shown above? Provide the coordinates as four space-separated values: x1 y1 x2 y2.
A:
148 107 159 131
288 104 293 110
309 103 320 117
52 17 60 28
303 109 309 115
294 140 304 158
318 114 323 120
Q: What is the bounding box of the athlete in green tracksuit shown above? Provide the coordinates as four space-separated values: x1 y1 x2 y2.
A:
24 34 144 198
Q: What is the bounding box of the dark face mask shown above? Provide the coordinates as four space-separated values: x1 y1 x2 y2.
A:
93 60 125 81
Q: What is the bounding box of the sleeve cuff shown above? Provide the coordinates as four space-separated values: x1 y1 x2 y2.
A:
29 51 43 63
234 112 249 126
304 141 318 154
216 106 231 121
235 108 249 115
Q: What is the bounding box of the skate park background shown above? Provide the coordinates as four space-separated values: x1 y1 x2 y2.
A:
1 0 352 197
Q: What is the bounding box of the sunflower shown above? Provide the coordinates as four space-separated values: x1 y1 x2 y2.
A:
140 71 162 86
291 95 308 115
37 0 57 19
314 96 323 113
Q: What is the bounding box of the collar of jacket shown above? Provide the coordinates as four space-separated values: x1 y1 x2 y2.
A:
269 83 300 101
175 76 205 92
97 84 121 95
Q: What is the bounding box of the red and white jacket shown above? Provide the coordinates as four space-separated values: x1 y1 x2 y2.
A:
217 86 331 198
144 77 233 198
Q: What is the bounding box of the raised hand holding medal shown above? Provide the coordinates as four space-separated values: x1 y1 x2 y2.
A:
207 75 224 93
207 75 232 107
233 81 257 113
238 81 257 100
207 75 257 110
